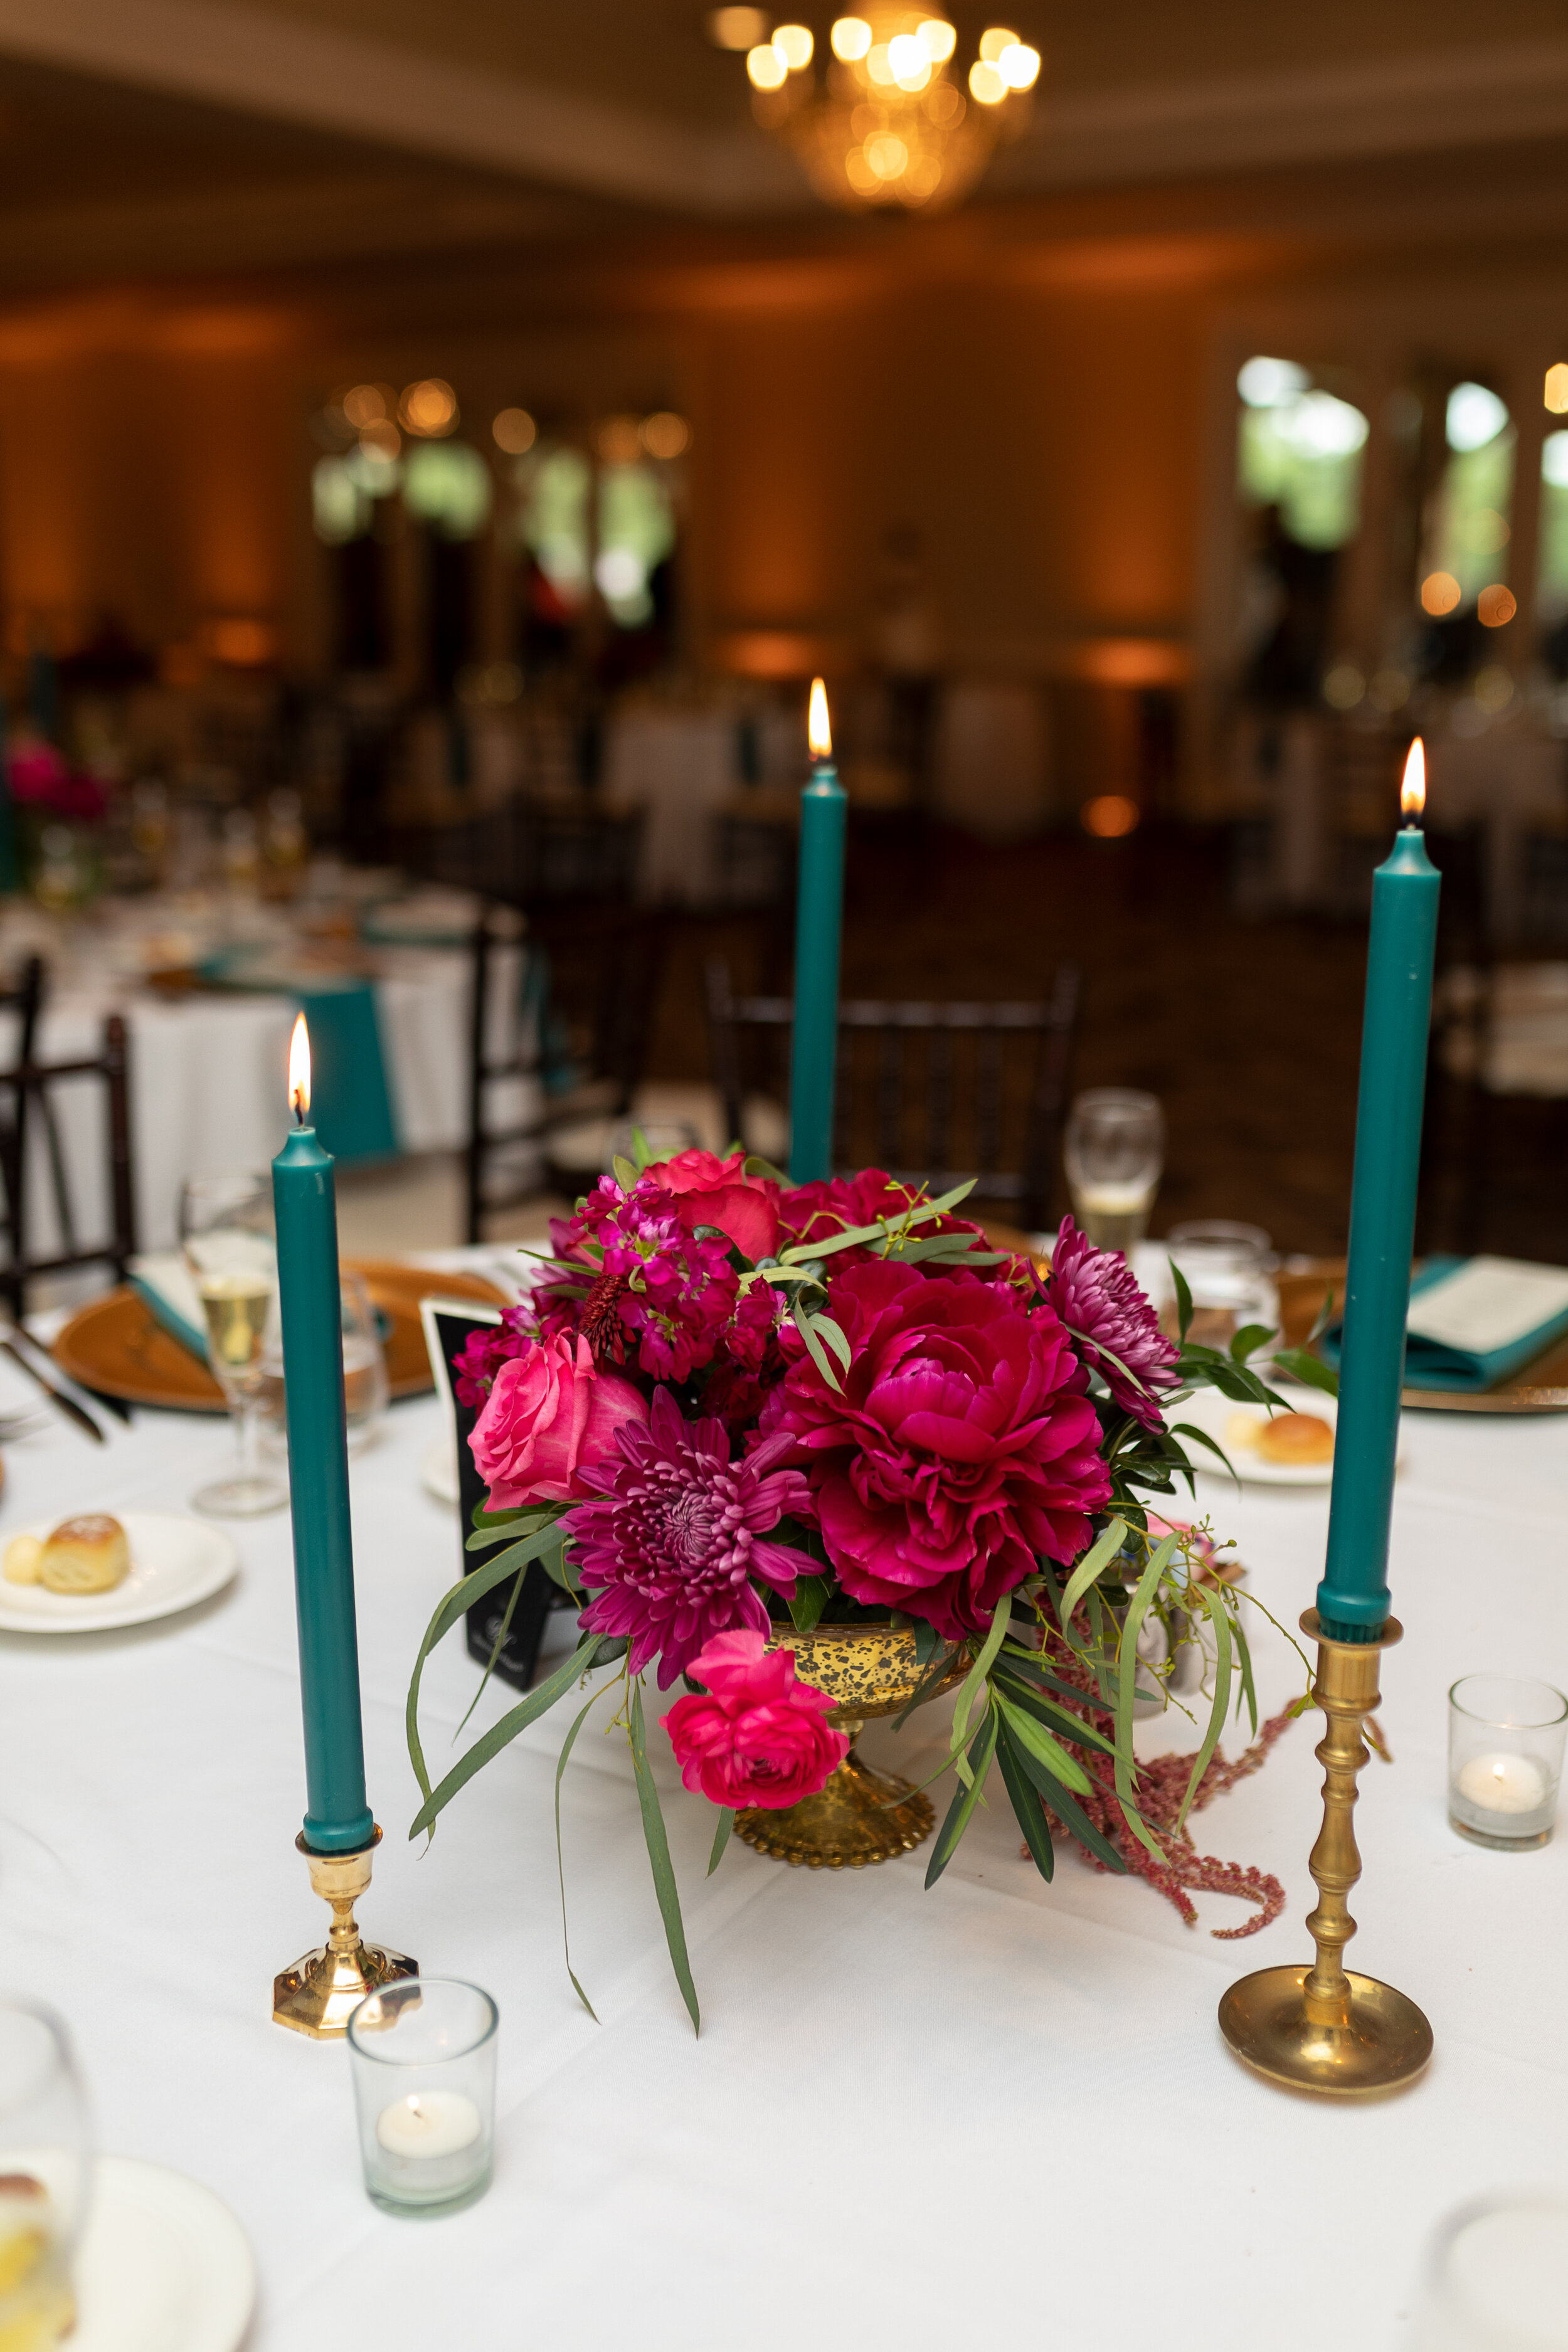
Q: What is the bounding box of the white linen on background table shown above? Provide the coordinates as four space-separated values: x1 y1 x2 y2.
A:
0 1350 1564 2350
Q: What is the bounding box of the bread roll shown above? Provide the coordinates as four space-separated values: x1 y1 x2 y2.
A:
38 1513 130 1595
1256 1412 1334 1466
2 1534 42 1584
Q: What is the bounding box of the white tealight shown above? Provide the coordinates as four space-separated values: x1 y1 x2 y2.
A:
375 2090 482 2160
1455 1752 1548 1816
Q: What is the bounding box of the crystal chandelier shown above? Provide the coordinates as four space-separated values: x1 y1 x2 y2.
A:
716 10 1041 214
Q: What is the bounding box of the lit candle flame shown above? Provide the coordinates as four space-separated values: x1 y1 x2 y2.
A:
808 675 832 762
1401 736 1426 822
289 1012 311 1121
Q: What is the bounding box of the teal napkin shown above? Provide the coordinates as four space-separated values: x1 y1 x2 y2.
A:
199 950 400 1165
129 1252 208 1361
1322 1254 1568 1392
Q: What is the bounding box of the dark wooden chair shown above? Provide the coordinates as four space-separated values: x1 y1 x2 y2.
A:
705 958 1082 1232
0 966 137 1313
464 904 666 1241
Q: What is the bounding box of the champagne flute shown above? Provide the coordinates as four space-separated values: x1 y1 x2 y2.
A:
179 1170 287 1518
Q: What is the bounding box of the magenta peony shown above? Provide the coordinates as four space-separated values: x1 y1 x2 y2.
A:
469 1330 648 1508
642 1147 781 1262
1046 1216 1179 1431
760 1260 1110 1640
566 1387 810 1685
662 1629 849 1810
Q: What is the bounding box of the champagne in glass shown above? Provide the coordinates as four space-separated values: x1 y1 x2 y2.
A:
1063 1089 1164 1251
179 1172 287 1518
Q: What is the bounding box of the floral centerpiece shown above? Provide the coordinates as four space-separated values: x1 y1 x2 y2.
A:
407 1144 1331 2028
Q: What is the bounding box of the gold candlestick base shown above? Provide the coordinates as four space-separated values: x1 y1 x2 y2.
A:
272 1826 417 2039
1219 1612 1433 2099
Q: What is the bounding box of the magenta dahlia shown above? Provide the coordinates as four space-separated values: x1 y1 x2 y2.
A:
565 1387 811 1686
1045 1216 1178 1431
759 1260 1111 1640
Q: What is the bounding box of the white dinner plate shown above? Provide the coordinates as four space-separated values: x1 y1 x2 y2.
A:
72 2154 255 2352
0 1512 239 1633
1170 1386 1358 1486
422 1434 459 1505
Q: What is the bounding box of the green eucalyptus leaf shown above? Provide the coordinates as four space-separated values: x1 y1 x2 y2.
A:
924 1706 998 1888
1058 1517 1131 1628
991 1670 1115 1755
993 1692 1093 1792
996 1727 1056 1882
813 1313 853 1371
406 1526 573 1809
409 1633 607 1839
949 1594 1012 1760
554 1688 607 2020
707 1806 736 1877
791 1299 842 1392
1175 1582 1232 1831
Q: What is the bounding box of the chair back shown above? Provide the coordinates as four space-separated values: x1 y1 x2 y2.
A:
0 972 137 1313
705 960 1081 1231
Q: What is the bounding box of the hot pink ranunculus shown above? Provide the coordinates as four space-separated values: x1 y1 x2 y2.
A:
641 1148 781 1263
469 1331 647 1508
759 1260 1111 1640
662 1629 848 1810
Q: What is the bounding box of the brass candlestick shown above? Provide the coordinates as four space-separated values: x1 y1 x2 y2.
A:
1219 1611 1433 2097
273 1827 417 2039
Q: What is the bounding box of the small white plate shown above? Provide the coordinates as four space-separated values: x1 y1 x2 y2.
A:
1170 1386 1352 1486
73 2154 255 2352
421 1434 459 1505
0 1512 239 1633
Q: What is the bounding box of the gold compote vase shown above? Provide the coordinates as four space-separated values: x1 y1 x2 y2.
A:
735 1621 966 1870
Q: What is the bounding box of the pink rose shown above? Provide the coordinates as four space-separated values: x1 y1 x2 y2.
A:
641 1148 780 1263
662 1629 848 1810
759 1260 1111 1640
469 1331 648 1507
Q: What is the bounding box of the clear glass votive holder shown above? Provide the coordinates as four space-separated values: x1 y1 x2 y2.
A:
1448 1674 1567 1851
347 1979 497 2218
0 1998 91 2350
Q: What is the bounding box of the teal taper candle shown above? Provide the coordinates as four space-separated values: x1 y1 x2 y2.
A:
1317 741 1441 1641
788 676 847 1184
272 1014 374 1853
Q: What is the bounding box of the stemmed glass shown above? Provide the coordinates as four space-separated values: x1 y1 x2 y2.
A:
0 1998 91 2350
179 1170 288 1518
1063 1089 1165 1250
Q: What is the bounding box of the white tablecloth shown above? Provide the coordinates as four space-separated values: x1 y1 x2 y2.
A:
0 1348 1564 2348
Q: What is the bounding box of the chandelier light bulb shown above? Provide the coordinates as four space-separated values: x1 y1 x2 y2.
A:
978 26 1019 63
968 58 1005 102
830 15 872 60
916 18 956 60
997 41 1039 89
773 22 813 68
707 6 770 49
887 33 931 87
747 41 788 87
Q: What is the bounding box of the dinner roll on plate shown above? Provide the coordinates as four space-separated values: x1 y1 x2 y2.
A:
38 1513 130 1595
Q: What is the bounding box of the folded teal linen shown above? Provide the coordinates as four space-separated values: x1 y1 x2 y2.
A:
129 1253 208 1362
199 950 399 1165
1321 1254 1568 1392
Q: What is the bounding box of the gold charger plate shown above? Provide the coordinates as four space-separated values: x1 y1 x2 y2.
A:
51 1260 507 1413
1279 1258 1568 1414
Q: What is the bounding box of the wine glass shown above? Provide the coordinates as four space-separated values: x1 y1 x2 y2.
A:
1063 1089 1165 1250
179 1170 287 1518
257 1270 389 1463
0 1999 90 2351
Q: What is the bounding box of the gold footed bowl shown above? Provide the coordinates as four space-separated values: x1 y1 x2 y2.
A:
735 1621 965 1870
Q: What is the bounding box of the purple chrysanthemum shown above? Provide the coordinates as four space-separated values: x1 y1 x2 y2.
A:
1046 1216 1178 1431
565 1387 811 1687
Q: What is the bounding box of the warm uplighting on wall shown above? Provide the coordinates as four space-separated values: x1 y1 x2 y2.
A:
203 617 276 667
492 406 537 455
1545 363 1568 414
721 6 1040 211
400 379 458 437
1421 571 1462 617
1081 795 1140 839
707 5 768 48
596 415 644 464
640 411 691 459
1478 583 1517 627
341 383 390 429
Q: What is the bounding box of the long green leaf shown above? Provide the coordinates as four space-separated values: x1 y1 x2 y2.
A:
995 1725 1055 1883
891 1640 961 1731
1170 1258 1194 1342
1234 1604 1259 1737
993 1692 1093 1793
1271 1347 1340 1398
1058 1517 1131 1628
410 1634 605 1838
948 1596 1013 1772
451 1557 531 1742
1010 1744 1128 1874
554 1689 607 2020
786 1574 829 1634
924 1706 998 1888
991 1670 1115 1756
1175 1584 1232 1831
813 1313 852 1371
1228 1321 1276 1364
791 1298 842 1392
405 1523 572 1811
628 1680 701 2034
707 1806 735 1877
1112 1532 1179 1862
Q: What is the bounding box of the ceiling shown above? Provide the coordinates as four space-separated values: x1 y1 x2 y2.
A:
0 1 1566 297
